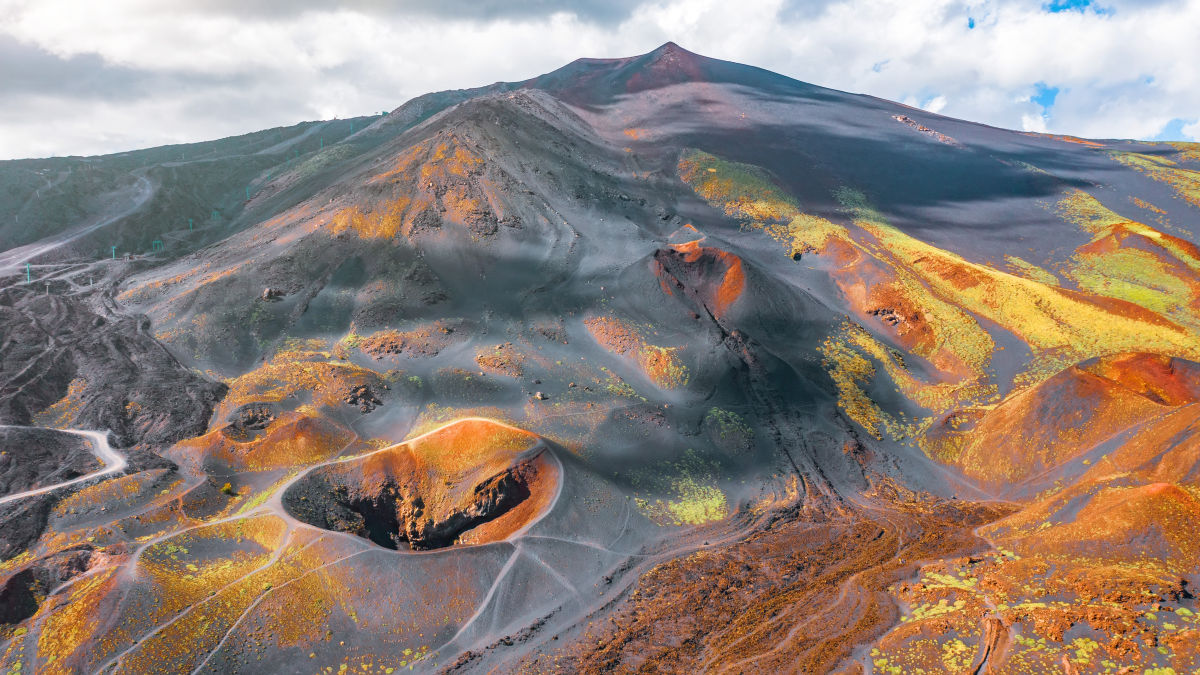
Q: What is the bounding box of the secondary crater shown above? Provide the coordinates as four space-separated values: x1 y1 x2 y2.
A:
281 419 558 550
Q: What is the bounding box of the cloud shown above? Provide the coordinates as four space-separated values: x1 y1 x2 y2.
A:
924 95 949 114
147 0 646 24
1022 113 1049 133
1 0 1198 159
0 34 147 99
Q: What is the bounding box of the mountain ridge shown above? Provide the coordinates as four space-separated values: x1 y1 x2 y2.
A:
1 43 1199 674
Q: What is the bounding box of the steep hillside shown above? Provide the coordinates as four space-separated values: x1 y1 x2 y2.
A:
2 43 1199 674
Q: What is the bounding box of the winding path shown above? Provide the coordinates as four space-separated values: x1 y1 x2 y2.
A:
0 428 125 506
0 174 153 274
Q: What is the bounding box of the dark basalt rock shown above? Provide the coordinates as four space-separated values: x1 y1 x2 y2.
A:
0 427 99 498
283 459 538 551
222 403 277 441
0 494 58 562
0 289 226 451
0 545 96 625
343 384 382 413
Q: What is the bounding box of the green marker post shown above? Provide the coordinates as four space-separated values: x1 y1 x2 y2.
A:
188 218 193 231
25 263 31 283
111 246 116 260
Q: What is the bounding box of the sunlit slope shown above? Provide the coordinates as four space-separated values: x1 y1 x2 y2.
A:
6 42 1200 675
677 146 1200 452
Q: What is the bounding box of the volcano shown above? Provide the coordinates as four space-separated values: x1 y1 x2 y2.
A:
2 42 1200 674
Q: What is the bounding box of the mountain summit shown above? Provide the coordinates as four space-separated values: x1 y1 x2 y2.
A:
2 45 1200 674
522 41 810 104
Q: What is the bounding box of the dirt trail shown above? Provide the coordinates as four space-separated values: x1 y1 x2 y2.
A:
0 427 125 505
0 173 153 273
254 121 330 156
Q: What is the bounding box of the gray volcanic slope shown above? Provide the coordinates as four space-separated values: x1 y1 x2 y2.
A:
2 42 1200 674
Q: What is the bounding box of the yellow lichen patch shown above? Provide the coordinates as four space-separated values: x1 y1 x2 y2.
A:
818 328 884 439
32 377 88 428
0 550 34 577
1051 190 1200 329
841 321 996 414
665 477 729 525
677 149 799 223
638 477 729 526
1164 141 1200 163
54 469 174 516
217 348 384 420
763 214 851 258
1054 189 1131 234
584 316 689 389
1004 255 1060 286
1068 242 1200 327
327 198 410 240
1132 196 1168 214
633 449 730 526
678 150 995 383
114 528 323 674
817 322 942 442
36 567 119 674
1112 150 1200 209
134 515 288 621
677 149 852 259
872 544 1200 673
422 137 485 182
840 188 1200 381
315 650 430 675
366 143 427 185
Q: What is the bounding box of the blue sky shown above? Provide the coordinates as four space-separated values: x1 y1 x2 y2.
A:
1044 0 1099 12
0 0 1197 158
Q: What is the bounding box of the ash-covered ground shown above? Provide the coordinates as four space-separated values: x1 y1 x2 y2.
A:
2 43 1200 674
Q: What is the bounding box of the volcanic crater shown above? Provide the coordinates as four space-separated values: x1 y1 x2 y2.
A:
281 419 559 550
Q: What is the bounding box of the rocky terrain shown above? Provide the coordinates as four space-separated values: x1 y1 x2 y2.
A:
1 42 1199 674
0 428 99 499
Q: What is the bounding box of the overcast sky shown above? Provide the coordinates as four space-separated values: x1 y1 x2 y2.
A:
1 0 1197 160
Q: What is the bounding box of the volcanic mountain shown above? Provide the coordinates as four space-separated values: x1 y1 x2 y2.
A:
2 42 1200 673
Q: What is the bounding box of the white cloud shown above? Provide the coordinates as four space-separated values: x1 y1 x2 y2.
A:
1021 113 1048 133
923 95 948 114
1184 120 1200 141
1 0 1198 158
